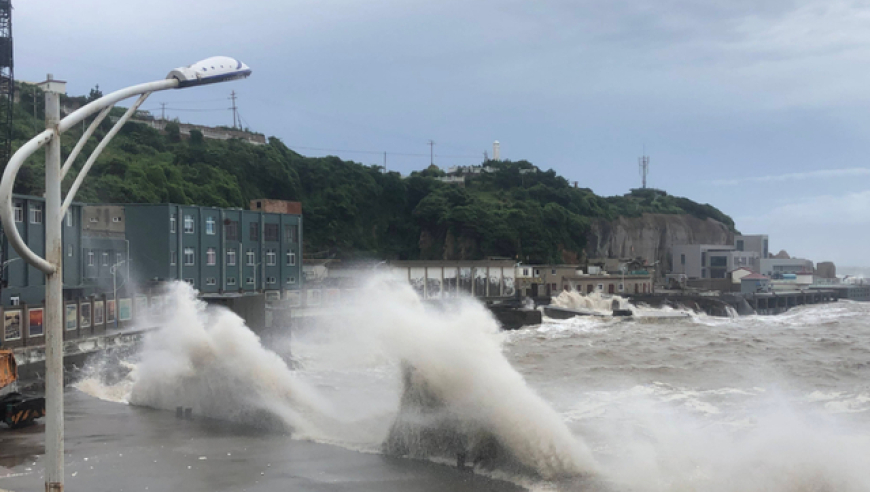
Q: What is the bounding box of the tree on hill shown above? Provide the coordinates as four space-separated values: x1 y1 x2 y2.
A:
5 95 736 263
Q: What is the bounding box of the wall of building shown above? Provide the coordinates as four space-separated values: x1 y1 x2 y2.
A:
250 199 302 216
565 274 653 295
2 195 83 306
125 205 172 283
671 244 755 279
759 258 814 276
735 234 768 260
125 203 302 298
671 244 705 278
80 236 128 296
82 205 125 237
741 278 771 295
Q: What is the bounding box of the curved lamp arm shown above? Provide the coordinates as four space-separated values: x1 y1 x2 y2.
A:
0 55 251 278
0 79 178 275
0 129 57 273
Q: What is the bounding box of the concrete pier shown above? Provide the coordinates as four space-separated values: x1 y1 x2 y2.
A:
746 290 836 315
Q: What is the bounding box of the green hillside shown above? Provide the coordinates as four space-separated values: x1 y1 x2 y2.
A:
7 85 735 263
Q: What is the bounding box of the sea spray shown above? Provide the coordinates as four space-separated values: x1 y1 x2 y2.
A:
76 278 597 480
126 282 330 434
551 291 627 312
328 275 600 478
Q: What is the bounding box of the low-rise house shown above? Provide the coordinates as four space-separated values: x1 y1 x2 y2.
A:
741 273 771 295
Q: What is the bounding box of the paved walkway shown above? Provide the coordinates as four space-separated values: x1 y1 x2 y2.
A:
0 390 523 492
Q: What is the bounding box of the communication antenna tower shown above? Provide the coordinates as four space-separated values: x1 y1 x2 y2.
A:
638 147 649 189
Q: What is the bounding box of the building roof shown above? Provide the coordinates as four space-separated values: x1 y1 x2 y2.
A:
730 267 753 273
741 273 770 280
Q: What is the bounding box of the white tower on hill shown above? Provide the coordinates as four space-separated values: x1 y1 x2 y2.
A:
493 140 500 161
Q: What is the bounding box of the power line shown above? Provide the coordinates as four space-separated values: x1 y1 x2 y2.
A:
161 97 229 104
142 106 227 113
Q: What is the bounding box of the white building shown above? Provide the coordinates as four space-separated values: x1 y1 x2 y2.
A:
671 244 759 279
759 258 814 277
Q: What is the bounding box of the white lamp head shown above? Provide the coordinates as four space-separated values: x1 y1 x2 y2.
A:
167 56 251 88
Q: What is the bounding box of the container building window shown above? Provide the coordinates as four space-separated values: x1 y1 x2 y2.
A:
264 223 279 242
30 204 43 224
225 221 238 241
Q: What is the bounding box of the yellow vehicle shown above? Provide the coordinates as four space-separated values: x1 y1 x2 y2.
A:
0 350 45 428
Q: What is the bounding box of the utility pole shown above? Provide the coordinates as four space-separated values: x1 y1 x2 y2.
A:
428 139 434 166
160 102 166 120
230 90 238 129
383 151 387 173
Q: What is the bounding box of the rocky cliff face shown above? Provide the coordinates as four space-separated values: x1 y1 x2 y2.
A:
585 214 734 275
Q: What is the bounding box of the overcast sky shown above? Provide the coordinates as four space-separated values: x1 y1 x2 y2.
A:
14 1 870 267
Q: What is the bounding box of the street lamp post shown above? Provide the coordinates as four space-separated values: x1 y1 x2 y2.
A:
0 56 250 492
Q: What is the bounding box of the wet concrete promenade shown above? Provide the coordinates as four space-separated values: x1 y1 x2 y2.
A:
0 390 522 492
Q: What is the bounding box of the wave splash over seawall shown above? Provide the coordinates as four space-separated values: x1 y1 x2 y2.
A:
76 279 598 481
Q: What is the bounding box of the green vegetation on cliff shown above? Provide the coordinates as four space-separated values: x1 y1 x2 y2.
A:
7 86 735 263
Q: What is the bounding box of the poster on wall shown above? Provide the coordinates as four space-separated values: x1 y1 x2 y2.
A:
65 304 77 331
80 303 91 328
28 308 44 337
94 300 104 325
119 298 133 321
3 310 21 341
107 300 116 323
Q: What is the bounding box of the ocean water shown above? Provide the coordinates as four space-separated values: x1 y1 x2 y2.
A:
76 280 870 491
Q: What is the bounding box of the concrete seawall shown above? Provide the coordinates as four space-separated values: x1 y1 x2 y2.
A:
13 328 148 383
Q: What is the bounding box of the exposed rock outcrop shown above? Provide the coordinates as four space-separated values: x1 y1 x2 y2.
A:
584 213 733 276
